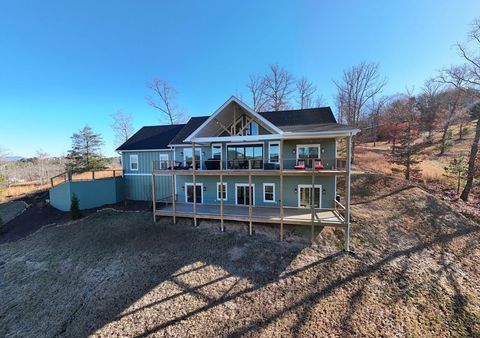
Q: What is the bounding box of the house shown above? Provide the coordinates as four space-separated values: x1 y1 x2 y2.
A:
116 96 359 250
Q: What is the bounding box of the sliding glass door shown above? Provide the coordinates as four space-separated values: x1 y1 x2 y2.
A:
298 185 321 208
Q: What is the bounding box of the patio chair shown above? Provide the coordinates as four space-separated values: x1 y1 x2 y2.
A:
294 159 306 170
314 159 324 170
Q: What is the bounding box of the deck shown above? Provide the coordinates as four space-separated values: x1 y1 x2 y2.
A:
153 169 346 176
154 203 345 226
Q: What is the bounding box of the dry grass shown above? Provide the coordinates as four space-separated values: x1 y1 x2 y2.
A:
1 174 479 337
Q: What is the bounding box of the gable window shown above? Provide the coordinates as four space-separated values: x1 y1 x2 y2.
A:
130 154 138 171
263 183 275 203
245 121 259 136
216 182 227 200
211 144 222 160
159 153 168 170
268 142 279 163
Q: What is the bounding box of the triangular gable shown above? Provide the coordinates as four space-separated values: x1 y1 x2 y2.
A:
184 96 283 142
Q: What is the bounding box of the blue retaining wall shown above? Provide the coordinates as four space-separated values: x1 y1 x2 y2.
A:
49 177 125 211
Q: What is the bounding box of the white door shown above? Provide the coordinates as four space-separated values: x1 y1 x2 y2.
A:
298 185 322 208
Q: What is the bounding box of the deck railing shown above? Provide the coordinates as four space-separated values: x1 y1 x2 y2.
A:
153 158 348 172
50 169 123 188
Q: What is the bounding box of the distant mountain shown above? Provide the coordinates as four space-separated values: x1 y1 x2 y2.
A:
6 156 24 161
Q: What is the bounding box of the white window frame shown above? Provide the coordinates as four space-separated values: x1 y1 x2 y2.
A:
296 144 321 159
268 142 280 163
297 184 322 209
182 147 202 168
159 153 169 170
129 154 139 171
234 183 255 205
216 182 227 201
263 183 275 203
211 143 223 161
184 182 203 204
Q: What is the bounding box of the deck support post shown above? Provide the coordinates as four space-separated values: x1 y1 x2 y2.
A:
279 139 284 241
192 142 197 227
311 170 315 244
151 172 156 222
344 134 352 252
248 160 253 236
220 160 224 232
171 161 176 224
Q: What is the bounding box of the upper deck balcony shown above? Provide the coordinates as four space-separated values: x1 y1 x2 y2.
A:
152 158 348 176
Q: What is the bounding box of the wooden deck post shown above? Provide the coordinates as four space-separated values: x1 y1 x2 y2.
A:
92 171 95 180
192 142 197 227
311 170 315 244
248 160 253 236
220 160 224 232
171 160 176 224
151 172 156 222
345 134 352 252
279 139 284 241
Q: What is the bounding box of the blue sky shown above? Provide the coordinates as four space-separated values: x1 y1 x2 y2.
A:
1 0 479 157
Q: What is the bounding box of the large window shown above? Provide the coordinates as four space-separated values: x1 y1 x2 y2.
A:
263 183 275 203
130 154 138 171
296 144 320 168
183 148 202 168
298 185 322 208
268 142 279 163
211 144 222 160
216 182 227 200
245 122 258 136
227 144 263 169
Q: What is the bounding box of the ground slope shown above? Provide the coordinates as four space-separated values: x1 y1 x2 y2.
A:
0 174 479 337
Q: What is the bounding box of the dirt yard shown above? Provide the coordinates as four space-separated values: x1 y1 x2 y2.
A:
0 174 479 337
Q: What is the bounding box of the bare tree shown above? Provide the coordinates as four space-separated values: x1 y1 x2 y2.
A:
334 62 386 159
314 95 325 108
417 78 443 142
111 110 134 147
34 150 50 184
146 79 187 124
296 77 317 109
368 96 388 147
444 18 480 201
263 64 296 111
246 75 268 112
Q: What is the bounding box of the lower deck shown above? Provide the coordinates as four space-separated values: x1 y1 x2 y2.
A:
154 202 345 226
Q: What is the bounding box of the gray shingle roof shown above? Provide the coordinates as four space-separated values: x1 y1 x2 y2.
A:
115 124 185 151
169 116 209 145
259 107 337 130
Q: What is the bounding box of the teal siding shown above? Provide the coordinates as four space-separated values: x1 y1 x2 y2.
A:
282 138 336 169
124 174 173 201
175 175 336 208
49 178 125 211
122 150 173 174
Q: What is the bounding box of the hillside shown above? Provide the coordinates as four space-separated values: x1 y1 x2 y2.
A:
1 173 479 337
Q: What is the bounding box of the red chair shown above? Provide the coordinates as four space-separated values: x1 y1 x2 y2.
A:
294 159 306 170
314 159 324 170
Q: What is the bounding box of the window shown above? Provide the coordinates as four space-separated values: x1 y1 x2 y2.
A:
130 154 138 171
183 148 202 168
298 185 322 208
159 153 169 170
268 142 279 163
296 144 321 168
263 183 275 203
227 144 263 169
211 144 222 160
245 121 259 136
185 183 203 203
216 182 227 200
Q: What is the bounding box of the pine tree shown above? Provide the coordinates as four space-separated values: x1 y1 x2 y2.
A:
70 194 81 220
66 125 107 173
444 156 468 194
391 97 422 180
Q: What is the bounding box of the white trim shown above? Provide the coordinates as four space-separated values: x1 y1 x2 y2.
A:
268 141 280 162
296 144 321 160
226 141 265 146
184 182 203 204
297 184 322 208
211 143 223 161
184 96 283 142
129 154 139 171
216 182 228 201
182 147 203 167
119 149 172 152
262 183 275 203
159 153 169 170
235 183 256 206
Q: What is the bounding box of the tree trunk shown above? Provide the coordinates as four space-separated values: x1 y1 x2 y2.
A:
460 118 480 201
459 122 464 140
457 173 461 194
439 124 449 156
